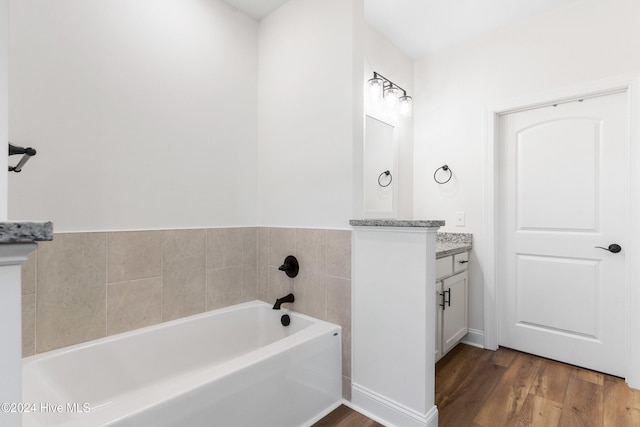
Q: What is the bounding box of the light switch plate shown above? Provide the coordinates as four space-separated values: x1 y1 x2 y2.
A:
455 212 465 227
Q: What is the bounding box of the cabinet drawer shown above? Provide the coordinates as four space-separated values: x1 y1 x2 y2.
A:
454 252 469 273
436 256 453 280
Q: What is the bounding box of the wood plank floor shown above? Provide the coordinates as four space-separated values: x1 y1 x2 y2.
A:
312 404 383 427
314 344 640 426
436 344 640 427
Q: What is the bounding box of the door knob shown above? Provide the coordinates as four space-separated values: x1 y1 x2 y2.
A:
595 244 622 253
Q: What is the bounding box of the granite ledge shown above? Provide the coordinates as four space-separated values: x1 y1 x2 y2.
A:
0 221 53 243
349 219 445 228
436 232 473 258
436 242 472 258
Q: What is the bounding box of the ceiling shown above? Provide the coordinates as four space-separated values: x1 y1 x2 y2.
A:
222 0 289 22
223 0 579 59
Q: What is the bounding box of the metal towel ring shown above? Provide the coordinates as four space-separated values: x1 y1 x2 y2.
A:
378 170 392 187
434 165 452 184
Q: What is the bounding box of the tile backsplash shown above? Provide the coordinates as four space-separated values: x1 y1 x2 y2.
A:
21 226 352 399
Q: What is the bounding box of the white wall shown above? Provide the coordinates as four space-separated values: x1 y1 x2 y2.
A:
8 0 258 232
0 0 7 221
257 0 361 229
414 0 640 336
363 24 413 219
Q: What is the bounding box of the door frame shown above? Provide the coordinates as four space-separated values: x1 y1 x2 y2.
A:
483 74 640 388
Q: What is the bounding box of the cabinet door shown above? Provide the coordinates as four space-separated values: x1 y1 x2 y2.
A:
436 256 453 280
442 271 468 355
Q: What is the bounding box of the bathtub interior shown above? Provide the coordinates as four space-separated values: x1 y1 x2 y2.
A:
22 301 341 427
107 326 342 427
23 303 313 406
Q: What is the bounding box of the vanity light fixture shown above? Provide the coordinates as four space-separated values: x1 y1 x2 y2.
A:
398 94 412 116
367 71 412 117
368 74 384 101
384 85 401 107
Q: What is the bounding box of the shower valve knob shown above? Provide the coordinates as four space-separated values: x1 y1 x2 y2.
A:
278 255 299 278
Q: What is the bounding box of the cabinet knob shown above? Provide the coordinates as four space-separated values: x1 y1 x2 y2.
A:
458 260 469 264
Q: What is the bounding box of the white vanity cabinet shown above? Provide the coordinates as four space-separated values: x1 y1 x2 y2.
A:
435 251 469 361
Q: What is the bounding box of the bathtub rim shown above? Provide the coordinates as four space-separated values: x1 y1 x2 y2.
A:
22 300 335 363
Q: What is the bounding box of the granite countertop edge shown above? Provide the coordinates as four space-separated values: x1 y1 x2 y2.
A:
350 219 445 228
436 243 472 258
0 221 54 243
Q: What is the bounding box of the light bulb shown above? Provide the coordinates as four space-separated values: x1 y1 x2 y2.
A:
368 77 384 101
399 95 412 117
384 86 400 108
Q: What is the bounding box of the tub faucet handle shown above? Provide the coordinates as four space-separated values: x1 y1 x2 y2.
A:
278 255 299 278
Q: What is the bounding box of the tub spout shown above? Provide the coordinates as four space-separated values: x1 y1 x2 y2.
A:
273 293 295 310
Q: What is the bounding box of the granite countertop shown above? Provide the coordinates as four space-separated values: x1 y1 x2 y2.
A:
350 219 471 257
436 232 472 258
0 221 53 243
349 219 445 228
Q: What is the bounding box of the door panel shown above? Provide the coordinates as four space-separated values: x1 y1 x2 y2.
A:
499 90 628 377
517 119 600 231
516 254 598 337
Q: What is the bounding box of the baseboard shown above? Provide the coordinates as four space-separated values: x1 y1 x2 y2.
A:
462 328 484 348
351 383 438 427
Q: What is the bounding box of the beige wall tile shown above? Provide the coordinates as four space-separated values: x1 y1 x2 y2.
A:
207 266 244 310
293 229 327 319
242 227 257 266
268 266 294 307
207 228 243 269
327 229 351 279
257 264 270 303
107 277 162 336
107 231 162 283
268 227 296 267
22 249 37 295
242 228 258 300
342 376 352 401
293 276 326 319
162 229 206 321
36 233 107 352
28 226 353 368
257 227 299 307
327 276 351 378
257 227 270 302
22 294 36 357
243 264 258 301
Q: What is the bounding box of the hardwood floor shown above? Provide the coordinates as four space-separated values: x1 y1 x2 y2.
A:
315 344 640 426
312 404 383 427
436 344 640 427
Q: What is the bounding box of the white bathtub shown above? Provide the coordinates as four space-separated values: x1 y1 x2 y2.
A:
22 301 342 427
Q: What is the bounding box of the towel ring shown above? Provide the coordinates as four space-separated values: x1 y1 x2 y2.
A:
434 165 452 184
378 170 392 187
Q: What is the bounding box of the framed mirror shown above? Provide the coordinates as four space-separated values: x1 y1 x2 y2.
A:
363 115 397 217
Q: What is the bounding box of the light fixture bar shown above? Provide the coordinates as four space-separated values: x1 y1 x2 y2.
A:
372 71 408 97
369 71 412 117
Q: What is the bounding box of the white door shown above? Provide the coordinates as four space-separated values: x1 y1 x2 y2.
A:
498 90 628 377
